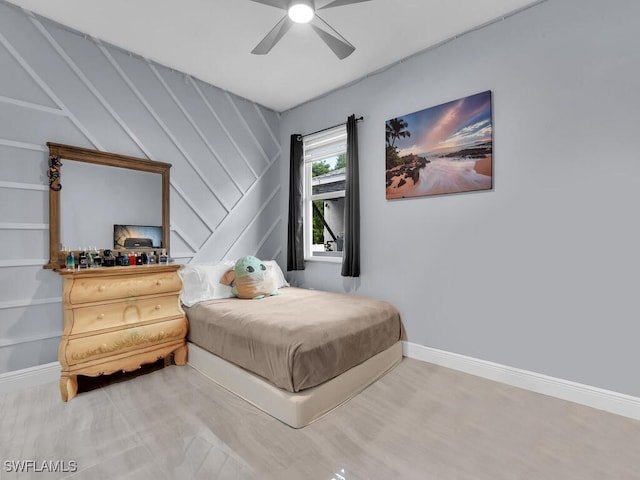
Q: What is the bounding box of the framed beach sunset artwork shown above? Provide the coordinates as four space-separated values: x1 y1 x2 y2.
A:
385 90 493 199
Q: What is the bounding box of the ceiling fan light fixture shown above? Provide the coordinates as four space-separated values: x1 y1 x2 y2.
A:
250 0 367 59
288 2 314 24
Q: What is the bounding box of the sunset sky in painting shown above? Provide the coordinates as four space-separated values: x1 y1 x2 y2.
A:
393 90 492 157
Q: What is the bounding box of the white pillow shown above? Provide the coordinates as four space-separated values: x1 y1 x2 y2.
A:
263 260 289 288
179 261 235 307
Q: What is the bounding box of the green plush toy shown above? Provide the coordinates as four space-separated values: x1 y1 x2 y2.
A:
221 255 279 299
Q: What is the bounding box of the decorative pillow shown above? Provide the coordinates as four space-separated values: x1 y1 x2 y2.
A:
221 255 280 299
263 260 289 288
179 261 235 307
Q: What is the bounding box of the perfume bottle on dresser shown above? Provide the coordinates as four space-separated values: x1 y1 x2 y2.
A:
78 249 88 269
65 250 75 270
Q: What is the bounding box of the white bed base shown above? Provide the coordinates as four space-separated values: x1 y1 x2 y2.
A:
187 341 403 428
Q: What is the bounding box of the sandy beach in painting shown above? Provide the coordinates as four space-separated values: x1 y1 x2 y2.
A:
385 90 493 199
386 155 492 199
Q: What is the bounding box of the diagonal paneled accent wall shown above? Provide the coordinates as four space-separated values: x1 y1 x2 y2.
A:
0 1 282 374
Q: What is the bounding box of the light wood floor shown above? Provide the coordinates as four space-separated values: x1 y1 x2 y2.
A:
2 358 639 479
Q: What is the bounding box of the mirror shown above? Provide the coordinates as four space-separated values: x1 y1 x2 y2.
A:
60 162 162 250
44 142 171 270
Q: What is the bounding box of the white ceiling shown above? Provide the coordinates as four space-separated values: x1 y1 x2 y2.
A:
5 0 543 112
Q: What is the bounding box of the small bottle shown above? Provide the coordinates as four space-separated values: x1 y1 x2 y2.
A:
65 250 75 270
148 251 157 264
158 249 168 265
102 249 114 267
117 251 129 266
128 251 136 266
91 247 102 267
78 249 88 269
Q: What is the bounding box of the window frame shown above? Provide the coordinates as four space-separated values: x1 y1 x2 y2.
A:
302 125 347 262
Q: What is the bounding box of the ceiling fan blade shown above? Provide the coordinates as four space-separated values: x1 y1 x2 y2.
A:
319 0 372 9
311 15 355 59
248 0 288 9
251 15 293 55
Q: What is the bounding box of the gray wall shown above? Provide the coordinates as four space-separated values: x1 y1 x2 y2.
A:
281 0 640 397
0 1 281 374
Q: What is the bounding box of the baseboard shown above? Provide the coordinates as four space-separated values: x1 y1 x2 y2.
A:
0 362 59 395
402 341 640 421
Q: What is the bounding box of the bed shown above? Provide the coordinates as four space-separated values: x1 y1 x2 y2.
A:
180 262 403 428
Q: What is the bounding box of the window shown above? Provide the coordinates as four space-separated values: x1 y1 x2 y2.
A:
303 125 347 260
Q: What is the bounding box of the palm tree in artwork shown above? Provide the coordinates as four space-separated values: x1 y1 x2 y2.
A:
386 118 411 147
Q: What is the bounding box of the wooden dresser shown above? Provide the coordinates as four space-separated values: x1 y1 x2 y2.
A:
57 264 188 401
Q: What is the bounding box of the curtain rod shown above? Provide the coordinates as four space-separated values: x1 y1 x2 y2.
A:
300 116 364 139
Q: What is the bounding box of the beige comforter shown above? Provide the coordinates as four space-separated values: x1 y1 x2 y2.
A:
185 287 402 392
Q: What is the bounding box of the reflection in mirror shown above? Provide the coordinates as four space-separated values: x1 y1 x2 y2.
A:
60 162 161 250
45 142 171 270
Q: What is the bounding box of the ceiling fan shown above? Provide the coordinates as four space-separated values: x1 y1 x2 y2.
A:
249 0 371 60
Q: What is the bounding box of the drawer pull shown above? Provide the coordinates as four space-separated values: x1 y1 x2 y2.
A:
155 280 162 286
97 313 105 320
98 285 105 292
155 305 162 311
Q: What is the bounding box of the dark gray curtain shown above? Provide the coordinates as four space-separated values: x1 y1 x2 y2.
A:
341 115 360 277
287 134 305 271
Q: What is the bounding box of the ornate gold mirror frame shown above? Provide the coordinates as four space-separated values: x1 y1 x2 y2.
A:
44 142 171 270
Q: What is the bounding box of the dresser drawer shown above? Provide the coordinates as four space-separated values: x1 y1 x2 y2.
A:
69 295 183 335
68 271 182 305
64 317 187 366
